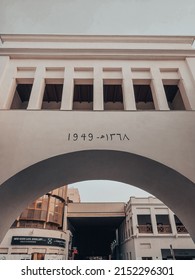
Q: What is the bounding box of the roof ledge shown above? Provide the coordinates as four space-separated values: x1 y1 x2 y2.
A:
0 34 195 45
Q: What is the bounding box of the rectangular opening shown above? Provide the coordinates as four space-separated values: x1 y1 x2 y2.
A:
42 84 63 110
103 69 122 80
131 68 151 80
74 67 93 72
137 215 153 233
132 68 150 72
160 68 179 80
73 84 93 110
45 68 64 79
174 215 188 234
103 68 122 72
103 84 124 110
133 84 155 110
16 67 36 80
163 84 185 110
10 83 33 109
46 67 64 72
156 214 172 233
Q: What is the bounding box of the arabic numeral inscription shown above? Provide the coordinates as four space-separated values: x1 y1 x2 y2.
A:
73 133 78 141
88 133 93 141
67 133 130 142
68 133 94 141
81 133 86 141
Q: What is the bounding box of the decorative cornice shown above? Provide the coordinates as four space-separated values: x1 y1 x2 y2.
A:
0 34 195 60
1 34 195 44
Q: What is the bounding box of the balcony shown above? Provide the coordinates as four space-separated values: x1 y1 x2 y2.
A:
138 224 153 233
157 224 172 233
176 225 188 234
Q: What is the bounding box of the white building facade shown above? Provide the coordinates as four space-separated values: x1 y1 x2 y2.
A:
0 35 195 244
117 197 195 260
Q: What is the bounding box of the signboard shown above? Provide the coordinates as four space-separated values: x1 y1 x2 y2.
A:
0 254 31 260
11 236 66 248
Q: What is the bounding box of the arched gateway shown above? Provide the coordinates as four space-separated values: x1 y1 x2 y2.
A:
0 35 195 242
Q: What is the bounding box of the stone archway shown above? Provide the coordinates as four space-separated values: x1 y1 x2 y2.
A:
0 149 195 242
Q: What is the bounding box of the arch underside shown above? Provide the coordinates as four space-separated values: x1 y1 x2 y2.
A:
0 150 195 242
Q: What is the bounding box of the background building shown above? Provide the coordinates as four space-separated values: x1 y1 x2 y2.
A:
0 186 80 260
116 197 195 260
67 188 81 203
1 186 195 260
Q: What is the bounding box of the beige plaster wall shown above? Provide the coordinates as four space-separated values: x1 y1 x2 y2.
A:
0 111 194 184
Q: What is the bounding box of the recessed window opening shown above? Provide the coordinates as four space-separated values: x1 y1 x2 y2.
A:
156 215 172 233
42 84 63 110
133 84 155 110
174 215 183 227
103 84 124 110
174 215 188 234
103 67 122 72
137 215 153 233
10 83 33 109
73 84 93 110
163 84 185 110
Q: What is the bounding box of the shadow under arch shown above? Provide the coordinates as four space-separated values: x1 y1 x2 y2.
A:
0 149 195 242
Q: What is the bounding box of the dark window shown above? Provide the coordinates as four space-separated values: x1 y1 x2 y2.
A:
137 215 153 233
133 84 155 110
73 84 93 110
103 84 124 110
156 215 172 233
11 84 33 109
42 84 63 109
174 215 188 234
163 85 185 110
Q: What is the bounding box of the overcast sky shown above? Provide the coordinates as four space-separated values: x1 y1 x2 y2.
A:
1 0 194 202
0 0 195 35
69 181 152 202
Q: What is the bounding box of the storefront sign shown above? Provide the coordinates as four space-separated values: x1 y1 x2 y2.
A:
11 236 66 248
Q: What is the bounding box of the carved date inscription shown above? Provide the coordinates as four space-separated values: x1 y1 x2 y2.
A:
67 133 130 142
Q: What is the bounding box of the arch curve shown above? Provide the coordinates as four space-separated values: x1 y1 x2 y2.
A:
0 149 195 242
